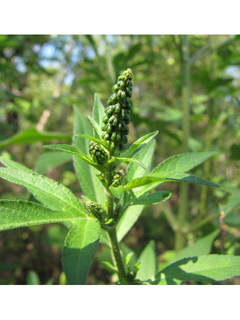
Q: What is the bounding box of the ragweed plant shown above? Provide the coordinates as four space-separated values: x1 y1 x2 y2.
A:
1 68 240 285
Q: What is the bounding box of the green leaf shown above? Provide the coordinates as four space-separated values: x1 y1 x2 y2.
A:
100 261 117 273
117 140 156 242
73 106 106 205
171 230 220 264
120 131 159 158
34 152 72 175
126 139 155 183
0 167 87 216
62 219 101 284
219 194 240 216
109 156 146 170
100 229 110 247
124 252 134 267
224 212 240 227
128 191 171 206
0 156 32 173
88 115 102 138
152 152 216 174
117 205 144 243
92 93 105 138
27 271 40 285
109 186 124 199
139 151 218 194
74 134 108 149
43 144 99 169
43 144 78 154
0 200 81 231
154 255 240 284
136 241 157 281
0 128 71 148
124 172 220 191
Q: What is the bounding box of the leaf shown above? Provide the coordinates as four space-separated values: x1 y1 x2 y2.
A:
43 144 99 169
27 271 40 285
224 212 240 227
100 229 110 247
139 151 218 194
136 241 157 281
219 194 240 216
0 200 81 231
0 156 32 173
62 219 101 284
0 167 87 216
124 172 220 191
117 140 156 242
171 230 220 264
0 128 71 148
151 152 216 174
43 144 78 154
230 143 240 160
117 205 144 243
88 115 102 138
120 131 159 158
74 134 108 149
128 191 171 206
126 139 155 183
154 255 240 284
109 186 124 199
34 152 72 175
92 93 105 138
73 106 106 205
100 261 117 273
109 156 146 170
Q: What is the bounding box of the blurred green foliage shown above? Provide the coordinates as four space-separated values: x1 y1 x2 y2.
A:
0 35 240 284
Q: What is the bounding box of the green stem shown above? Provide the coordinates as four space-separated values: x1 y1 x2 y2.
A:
199 93 214 218
107 227 127 282
186 212 220 233
161 202 178 232
106 164 114 219
104 163 127 283
181 35 190 152
175 183 188 252
189 35 235 65
107 190 114 219
175 35 190 252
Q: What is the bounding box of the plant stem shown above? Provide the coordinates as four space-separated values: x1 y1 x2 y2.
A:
107 227 127 282
181 35 190 152
175 184 188 252
189 35 236 65
199 99 214 217
175 35 190 252
161 202 178 232
107 190 114 219
105 163 127 283
186 212 220 233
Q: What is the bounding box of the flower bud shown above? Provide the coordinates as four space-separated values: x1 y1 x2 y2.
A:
86 201 107 222
89 141 108 165
101 68 133 152
111 169 125 187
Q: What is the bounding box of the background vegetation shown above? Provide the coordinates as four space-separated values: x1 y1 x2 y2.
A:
0 35 240 284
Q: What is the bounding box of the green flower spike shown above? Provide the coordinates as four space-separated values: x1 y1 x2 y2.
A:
86 201 107 222
101 68 133 152
89 141 108 165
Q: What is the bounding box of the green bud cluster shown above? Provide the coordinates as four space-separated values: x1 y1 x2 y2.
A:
111 169 125 187
89 141 108 165
101 68 133 152
86 201 107 222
